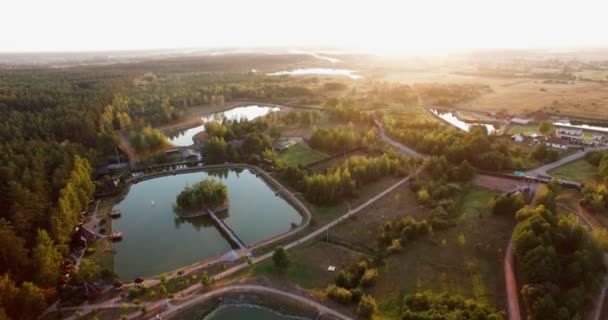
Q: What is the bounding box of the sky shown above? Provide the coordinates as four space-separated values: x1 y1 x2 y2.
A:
2 0 608 53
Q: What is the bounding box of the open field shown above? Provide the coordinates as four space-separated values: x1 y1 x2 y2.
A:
276 143 327 166
371 186 510 318
547 158 600 183
246 241 366 290
458 79 608 119
329 183 427 252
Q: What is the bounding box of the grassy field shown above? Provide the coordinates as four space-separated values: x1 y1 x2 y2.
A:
246 241 366 290
547 158 600 183
506 124 540 135
458 186 497 221
276 143 327 166
368 186 510 318
329 183 427 252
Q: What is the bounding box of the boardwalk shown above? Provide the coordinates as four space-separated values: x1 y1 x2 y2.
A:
208 209 249 254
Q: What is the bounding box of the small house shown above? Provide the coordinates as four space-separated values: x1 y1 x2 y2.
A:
545 137 569 150
181 149 199 161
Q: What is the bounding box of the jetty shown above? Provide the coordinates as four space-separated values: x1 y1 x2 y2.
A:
207 209 249 254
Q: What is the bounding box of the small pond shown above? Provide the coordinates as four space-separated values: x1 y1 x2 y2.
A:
267 68 362 79
176 304 310 320
113 169 301 280
431 109 496 134
167 105 280 146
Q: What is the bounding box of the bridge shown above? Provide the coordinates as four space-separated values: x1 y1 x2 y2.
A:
207 209 250 255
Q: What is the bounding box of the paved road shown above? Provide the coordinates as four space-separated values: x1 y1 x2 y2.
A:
375 120 425 159
155 284 353 320
525 145 608 178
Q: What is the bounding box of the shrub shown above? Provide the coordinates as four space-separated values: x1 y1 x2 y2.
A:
326 284 353 304
357 294 378 319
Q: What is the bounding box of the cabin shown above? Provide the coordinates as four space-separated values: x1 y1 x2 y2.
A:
545 137 569 150
181 149 199 161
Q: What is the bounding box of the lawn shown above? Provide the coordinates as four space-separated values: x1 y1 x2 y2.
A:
276 143 327 166
458 186 499 221
506 124 540 135
547 158 600 183
246 241 366 290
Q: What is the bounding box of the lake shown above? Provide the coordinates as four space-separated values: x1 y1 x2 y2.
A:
431 109 496 134
113 169 301 280
167 105 281 146
267 68 362 79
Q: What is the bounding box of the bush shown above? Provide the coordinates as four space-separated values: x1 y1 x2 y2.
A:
357 294 378 319
360 269 378 287
326 284 352 304
490 193 525 216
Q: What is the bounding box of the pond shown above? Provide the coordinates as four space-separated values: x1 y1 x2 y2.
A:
176 304 309 320
167 105 280 146
113 169 301 280
267 68 362 79
431 109 496 134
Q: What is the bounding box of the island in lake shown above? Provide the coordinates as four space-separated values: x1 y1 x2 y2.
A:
174 178 229 217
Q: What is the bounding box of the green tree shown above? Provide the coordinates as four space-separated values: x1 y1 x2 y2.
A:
272 246 289 271
32 230 62 287
356 294 378 319
0 219 29 278
78 258 101 283
539 120 555 135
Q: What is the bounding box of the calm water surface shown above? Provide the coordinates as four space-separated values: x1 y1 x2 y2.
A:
167 105 280 146
113 169 301 280
267 68 362 79
431 109 496 134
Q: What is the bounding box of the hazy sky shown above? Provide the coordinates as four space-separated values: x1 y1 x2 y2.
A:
2 0 607 53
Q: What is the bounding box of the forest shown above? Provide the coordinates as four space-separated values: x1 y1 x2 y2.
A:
0 63 331 319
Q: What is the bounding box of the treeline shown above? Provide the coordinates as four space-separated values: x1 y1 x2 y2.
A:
513 189 605 318
384 115 522 171
283 154 411 205
0 68 108 319
127 125 169 153
360 82 487 109
310 125 363 154
175 178 228 212
401 291 504 319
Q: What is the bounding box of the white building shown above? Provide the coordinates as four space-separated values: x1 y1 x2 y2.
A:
546 137 569 149
555 128 583 142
